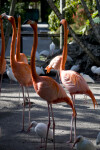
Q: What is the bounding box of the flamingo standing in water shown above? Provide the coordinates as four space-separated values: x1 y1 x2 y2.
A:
0 15 6 94
24 20 76 150
46 19 97 142
2 13 32 131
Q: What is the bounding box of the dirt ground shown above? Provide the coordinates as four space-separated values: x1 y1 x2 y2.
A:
0 77 100 150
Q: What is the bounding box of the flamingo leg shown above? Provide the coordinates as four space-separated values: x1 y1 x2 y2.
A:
74 114 76 142
25 87 31 126
67 113 73 143
21 86 25 132
50 104 55 150
45 103 51 150
67 94 76 143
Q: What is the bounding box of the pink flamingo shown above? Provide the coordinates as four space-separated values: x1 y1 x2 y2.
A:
24 19 76 150
2 13 32 131
46 19 97 143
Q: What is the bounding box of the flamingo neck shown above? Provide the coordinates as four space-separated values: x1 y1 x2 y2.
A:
30 23 39 81
16 16 21 61
60 22 68 71
0 19 5 62
10 18 16 66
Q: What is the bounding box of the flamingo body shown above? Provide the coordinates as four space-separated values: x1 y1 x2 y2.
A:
45 55 73 73
12 62 32 87
2 13 32 131
0 58 6 75
25 20 76 149
33 75 72 104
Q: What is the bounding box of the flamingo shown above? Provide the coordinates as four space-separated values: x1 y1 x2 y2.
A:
2 13 33 132
59 19 97 142
45 54 73 80
72 135 96 150
27 121 53 148
46 19 97 142
0 15 6 94
15 15 28 64
24 19 76 150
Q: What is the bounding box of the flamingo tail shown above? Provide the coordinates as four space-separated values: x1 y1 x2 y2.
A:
87 89 98 109
52 97 76 117
64 97 76 118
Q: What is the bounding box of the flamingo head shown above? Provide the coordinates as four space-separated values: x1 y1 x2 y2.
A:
60 19 67 25
45 66 53 73
1 13 14 22
23 19 37 29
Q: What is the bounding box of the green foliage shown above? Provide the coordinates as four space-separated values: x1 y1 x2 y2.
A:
80 11 99 35
48 11 60 32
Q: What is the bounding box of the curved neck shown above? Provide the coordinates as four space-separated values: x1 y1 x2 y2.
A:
0 19 5 61
16 16 21 61
60 22 68 70
30 23 39 81
10 18 16 66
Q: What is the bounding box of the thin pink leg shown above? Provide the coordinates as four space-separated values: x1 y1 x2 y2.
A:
21 86 25 132
74 114 76 142
25 87 31 126
67 94 76 143
50 104 55 150
45 103 51 150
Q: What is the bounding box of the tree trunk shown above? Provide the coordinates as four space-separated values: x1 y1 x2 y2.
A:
81 0 100 44
46 0 100 66
5 0 17 51
60 0 65 49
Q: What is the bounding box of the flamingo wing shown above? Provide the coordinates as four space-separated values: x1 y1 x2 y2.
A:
60 70 89 94
35 76 67 102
